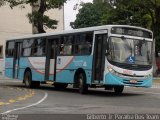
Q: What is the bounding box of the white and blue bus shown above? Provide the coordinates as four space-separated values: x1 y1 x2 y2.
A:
5 25 153 94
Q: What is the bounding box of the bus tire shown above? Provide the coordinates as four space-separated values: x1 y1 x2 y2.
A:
114 86 124 94
54 83 68 89
33 81 40 88
77 72 88 94
24 71 33 88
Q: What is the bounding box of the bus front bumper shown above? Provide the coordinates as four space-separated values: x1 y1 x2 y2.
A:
104 73 152 88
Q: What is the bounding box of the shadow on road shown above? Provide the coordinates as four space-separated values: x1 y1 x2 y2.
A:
1 83 145 98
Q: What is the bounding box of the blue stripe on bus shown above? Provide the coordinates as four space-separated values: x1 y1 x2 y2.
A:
55 56 93 83
5 58 14 78
5 56 93 83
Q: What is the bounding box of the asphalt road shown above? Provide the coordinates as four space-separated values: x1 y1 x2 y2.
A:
0 77 160 120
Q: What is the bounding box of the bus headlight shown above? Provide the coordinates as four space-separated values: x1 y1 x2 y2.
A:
107 67 121 76
145 74 152 78
108 67 113 72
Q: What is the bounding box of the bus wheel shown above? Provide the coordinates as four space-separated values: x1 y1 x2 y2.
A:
54 83 68 90
24 71 33 88
114 86 124 94
33 81 40 88
78 73 88 94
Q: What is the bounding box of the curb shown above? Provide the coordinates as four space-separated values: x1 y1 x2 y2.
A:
152 83 160 88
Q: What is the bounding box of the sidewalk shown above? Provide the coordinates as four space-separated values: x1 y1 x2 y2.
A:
0 75 10 80
153 77 160 83
152 77 160 88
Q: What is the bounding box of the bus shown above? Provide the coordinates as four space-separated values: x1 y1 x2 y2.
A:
5 25 153 94
0 46 4 75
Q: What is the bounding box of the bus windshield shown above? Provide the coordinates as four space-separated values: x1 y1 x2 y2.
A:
107 37 152 65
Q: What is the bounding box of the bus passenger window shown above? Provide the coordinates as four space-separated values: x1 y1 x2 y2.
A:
31 39 38 56
6 41 15 57
37 39 46 56
79 44 90 54
64 45 72 54
74 32 93 55
60 45 64 55
22 39 33 56
59 35 73 55
23 48 31 56
0 46 3 58
86 33 93 53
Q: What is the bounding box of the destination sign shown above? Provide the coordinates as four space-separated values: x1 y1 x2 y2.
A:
111 27 152 38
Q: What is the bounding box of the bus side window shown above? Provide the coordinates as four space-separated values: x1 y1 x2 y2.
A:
0 46 3 58
59 35 73 55
37 38 46 56
6 41 15 57
22 39 33 56
75 35 81 54
85 33 93 53
31 39 38 56
75 33 93 55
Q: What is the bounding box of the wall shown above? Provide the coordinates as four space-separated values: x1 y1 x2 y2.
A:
0 4 64 74
0 4 64 58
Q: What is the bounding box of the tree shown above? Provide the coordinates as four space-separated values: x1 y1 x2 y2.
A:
0 0 5 6
2 0 67 33
72 0 149 29
71 1 112 29
71 3 96 29
101 0 151 28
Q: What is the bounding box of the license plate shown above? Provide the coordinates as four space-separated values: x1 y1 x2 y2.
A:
130 80 137 84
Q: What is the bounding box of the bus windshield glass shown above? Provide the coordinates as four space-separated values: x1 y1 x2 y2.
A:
107 37 152 65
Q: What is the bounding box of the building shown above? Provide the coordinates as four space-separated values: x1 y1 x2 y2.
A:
0 4 64 59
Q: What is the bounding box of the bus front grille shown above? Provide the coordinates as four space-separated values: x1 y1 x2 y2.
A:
123 79 143 85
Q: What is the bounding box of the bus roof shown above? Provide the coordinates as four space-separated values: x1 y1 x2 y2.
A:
6 25 153 41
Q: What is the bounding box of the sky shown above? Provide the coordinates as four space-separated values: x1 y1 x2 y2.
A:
64 0 93 30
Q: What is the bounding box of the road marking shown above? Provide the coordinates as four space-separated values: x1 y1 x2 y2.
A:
0 102 5 105
0 87 35 106
8 99 16 103
1 92 48 114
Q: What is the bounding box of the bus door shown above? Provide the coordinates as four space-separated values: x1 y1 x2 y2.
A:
93 30 108 83
13 42 22 79
45 38 58 81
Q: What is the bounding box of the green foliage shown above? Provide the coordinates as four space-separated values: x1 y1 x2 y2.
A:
27 12 58 29
71 2 111 29
46 0 66 9
71 3 99 28
72 0 148 28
